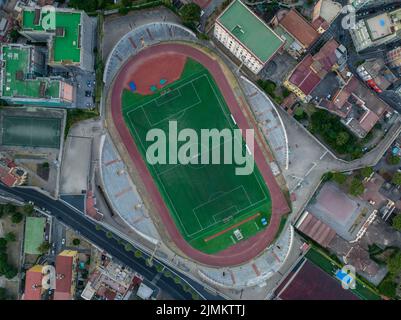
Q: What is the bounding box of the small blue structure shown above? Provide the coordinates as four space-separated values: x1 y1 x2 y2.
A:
150 85 157 92
261 217 268 226
160 79 167 85
392 146 400 156
335 269 353 285
129 81 137 92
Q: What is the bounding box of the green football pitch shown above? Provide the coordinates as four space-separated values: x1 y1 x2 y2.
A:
122 59 272 254
1 115 61 148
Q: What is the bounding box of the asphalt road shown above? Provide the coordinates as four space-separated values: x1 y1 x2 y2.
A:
0 184 224 301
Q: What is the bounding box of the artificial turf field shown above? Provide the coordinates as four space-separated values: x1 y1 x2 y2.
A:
122 58 272 254
1 115 61 148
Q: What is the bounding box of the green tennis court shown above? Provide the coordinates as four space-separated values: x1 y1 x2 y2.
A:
122 59 272 254
2 115 61 148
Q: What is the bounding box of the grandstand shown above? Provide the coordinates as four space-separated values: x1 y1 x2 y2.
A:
104 22 196 87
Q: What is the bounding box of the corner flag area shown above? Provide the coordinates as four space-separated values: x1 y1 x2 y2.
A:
110 43 289 265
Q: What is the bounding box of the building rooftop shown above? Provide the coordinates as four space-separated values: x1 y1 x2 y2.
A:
22 8 82 64
306 182 375 241
296 212 336 248
288 39 340 96
1 45 60 100
55 250 77 300
24 265 44 300
24 217 46 255
278 9 320 48
217 0 283 62
366 13 393 41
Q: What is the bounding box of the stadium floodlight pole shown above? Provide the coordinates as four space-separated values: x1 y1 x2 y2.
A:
147 241 161 266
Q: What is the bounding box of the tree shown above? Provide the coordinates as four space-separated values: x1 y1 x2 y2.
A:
180 3 201 25
134 250 142 258
378 278 397 298
361 167 374 178
22 204 34 216
121 0 131 6
3 204 16 216
387 251 401 275
11 212 23 224
3 265 17 279
4 232 16 243
9 29 19 42
336 132 350 146
124 243 132 252
392 214 401 231
106 231 113 239
118 6 129 15
0 288 7 300
348 178 365 197
156 264 164 273
332 172 347 185
37 241 51 254
0 238 7 251
72 238 81 246
387 155 401 165
392 172 401 186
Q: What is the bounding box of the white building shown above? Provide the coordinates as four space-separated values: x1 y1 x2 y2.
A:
214 0 284 74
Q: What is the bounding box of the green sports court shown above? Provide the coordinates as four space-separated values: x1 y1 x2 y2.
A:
122 58 272 254
1 115 61 148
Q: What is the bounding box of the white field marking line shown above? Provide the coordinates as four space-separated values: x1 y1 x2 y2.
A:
188 85 272 242
156 170 202 236
183 75 270 238
122 70 206 111
155 135 233 177
192 185 251 235
125 72 210 162
126 76 203 127
212 206 237 224
125 76 206 178
154 88 182 106
205 74 271 204
192 185 243 213
126 73 268 239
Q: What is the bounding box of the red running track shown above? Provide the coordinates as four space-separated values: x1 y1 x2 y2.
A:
110 43 290 267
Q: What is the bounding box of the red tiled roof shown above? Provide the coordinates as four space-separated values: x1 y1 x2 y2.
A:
298 71 322 96
289 39 340 96
359 110 380 133
297 212 336 248
312 16 330 31
24 269 43 300
55 255 74 300
279 9 320 48
312 39 340 72
0 166 17 187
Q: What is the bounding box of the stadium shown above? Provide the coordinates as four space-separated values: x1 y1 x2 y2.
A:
104 22 289 266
